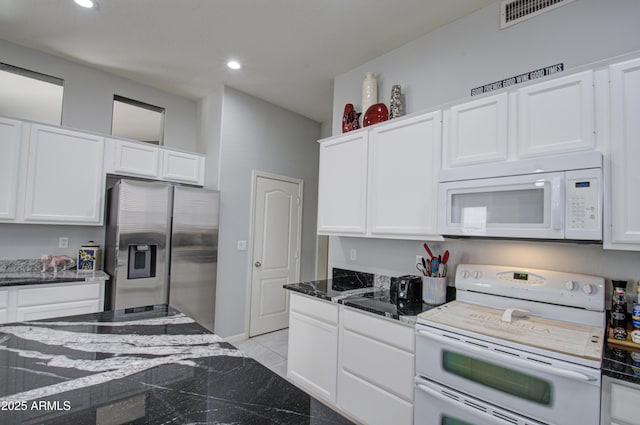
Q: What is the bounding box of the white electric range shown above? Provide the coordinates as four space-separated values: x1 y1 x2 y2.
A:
414 264 605 425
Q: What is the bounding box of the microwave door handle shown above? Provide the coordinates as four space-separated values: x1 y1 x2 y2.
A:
416 329 597 382
416 382 508 425
551 176 563 231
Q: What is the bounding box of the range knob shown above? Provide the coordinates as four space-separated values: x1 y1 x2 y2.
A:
582 284 595 295
474 271 483 279
461 270 470 279
564 280 577 291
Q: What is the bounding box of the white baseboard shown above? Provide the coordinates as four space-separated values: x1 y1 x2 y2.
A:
223 332 248 344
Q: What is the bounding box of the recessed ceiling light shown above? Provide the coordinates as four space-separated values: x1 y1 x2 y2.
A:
74 0 95 8
227 60 242 70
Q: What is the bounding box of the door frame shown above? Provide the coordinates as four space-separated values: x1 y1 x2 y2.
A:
244 170 303 337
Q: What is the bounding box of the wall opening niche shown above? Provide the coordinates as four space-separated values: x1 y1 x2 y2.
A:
111 95 165 145
0 63 64 125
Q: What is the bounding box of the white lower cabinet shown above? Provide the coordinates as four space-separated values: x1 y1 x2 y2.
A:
287 294 415 425
338 308 415 425
601 375 640 425
287 293 339 403
0 281 104 324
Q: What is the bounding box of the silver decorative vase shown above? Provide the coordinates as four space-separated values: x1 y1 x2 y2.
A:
389 84 403 119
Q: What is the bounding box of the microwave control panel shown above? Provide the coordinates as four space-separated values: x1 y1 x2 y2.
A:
566 169 601 237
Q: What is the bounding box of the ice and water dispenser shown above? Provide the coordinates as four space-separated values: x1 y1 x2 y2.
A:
127 244 157 279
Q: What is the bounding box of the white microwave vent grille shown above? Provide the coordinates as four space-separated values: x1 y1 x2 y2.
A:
500 0 576 29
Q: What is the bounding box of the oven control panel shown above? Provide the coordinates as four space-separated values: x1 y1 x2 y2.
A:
455 264 605 313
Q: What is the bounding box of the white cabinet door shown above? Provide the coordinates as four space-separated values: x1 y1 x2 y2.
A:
16 281 103 321
606 58 640 249
338 308 415 425
516 70 595 158
109 138 160 178
23 124 105 224
369 111 442 239
443 93 508 168
317 131 368 235
0 117 23 221
161 149 204 185
0 289 8 324
287 293 339 403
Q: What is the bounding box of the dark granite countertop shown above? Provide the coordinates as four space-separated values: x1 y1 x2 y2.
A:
0 270 110 287
284 274 454 326
0 305 354 424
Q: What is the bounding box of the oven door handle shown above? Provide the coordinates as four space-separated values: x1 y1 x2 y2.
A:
417 329 598 382
416 383 508 425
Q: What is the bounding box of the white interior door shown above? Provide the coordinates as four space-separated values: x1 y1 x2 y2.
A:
249 173 302 337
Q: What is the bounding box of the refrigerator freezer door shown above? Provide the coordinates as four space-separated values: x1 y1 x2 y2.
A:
169 186 219 332
109 180 171 309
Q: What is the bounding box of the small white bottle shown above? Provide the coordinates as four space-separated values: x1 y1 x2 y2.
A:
362 72 378 115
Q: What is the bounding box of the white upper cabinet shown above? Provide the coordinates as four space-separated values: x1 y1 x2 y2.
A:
443 70 596 169
318 111 443 240
105 138 161 178
0 117 23 221
605 58 640 250
443 93 508 168
23 124 105 225
515 70 595 158
160 149 204 185
317 131 369 235
104 138 204 186
369 111 442 238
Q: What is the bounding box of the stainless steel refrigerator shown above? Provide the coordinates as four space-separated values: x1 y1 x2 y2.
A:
104 179 219 331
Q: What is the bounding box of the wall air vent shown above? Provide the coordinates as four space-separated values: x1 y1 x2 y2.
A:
500 0 576 29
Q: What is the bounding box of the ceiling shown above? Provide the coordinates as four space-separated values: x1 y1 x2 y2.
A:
0 0 495 123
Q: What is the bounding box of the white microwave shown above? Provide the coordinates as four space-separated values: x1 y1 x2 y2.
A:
438 152 602 240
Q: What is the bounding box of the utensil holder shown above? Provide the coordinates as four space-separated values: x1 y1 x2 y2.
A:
422 276 447 305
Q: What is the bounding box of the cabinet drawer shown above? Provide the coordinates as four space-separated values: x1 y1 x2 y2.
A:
610 380 640 424
342 328 415 401
343 308 414 352
17 299 102 322
17 282 101 307
339 369 413 425
290 293 338 325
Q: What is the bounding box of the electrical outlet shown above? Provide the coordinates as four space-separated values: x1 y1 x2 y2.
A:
237 240 247 251
59 237 69 249
416 255 423 266
349 248 357 261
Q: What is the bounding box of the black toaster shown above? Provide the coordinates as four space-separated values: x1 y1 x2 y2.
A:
390 275 422 303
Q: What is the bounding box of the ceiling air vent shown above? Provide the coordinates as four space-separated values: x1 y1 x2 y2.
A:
500 0 576 29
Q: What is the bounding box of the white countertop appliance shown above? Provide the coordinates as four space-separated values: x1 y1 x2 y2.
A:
438 151 602 240
414 264 605 425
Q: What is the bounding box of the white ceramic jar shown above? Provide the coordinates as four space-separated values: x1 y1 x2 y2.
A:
361 72 378 116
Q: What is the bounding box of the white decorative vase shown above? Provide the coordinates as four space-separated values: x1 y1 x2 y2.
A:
361 72 378 117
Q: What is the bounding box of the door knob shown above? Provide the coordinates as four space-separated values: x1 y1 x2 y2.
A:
255 261 262 267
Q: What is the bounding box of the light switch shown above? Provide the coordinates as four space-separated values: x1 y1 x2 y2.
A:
59 237 69 249
237 240 247 251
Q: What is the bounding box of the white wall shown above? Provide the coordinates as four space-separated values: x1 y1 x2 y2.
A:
333 0 640 134
205 86 321 338
329 0 640 301
0 39 199 151
0 39 201 260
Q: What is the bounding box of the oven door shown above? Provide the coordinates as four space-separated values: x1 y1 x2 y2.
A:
415 376 544 425
415 325 601 425
437 172 564 239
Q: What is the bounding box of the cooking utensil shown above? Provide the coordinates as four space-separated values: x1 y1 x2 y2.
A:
416 263 427 276
442 250 450 265
423 243 435 259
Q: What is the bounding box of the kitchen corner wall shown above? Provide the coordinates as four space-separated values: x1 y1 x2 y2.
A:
329 0 640 301
199 86 321 338
0 39 200 260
